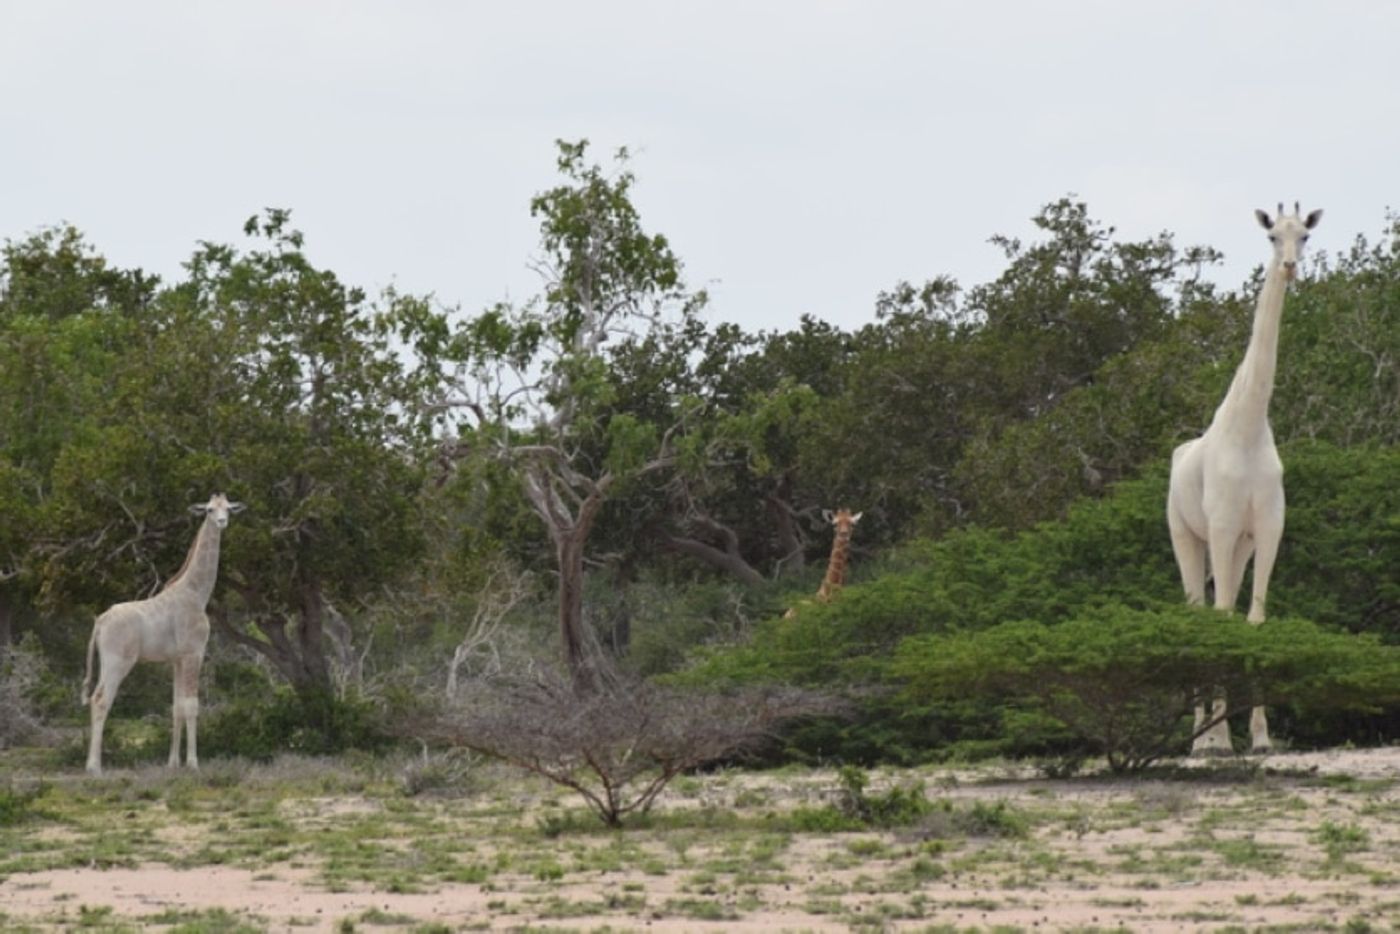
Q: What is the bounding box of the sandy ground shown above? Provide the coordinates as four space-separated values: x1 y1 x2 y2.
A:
5 747 1400 931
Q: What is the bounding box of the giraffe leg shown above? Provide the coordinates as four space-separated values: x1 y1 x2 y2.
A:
1247 517 1282 626
1192 524 1245 756
177 653 204 769
1169 509 1220 754
1246 517 1284 753
1168 521 1207 607
87 653 137 775
1228 534 1254 616
169 659 186 767
1209 525 1246 614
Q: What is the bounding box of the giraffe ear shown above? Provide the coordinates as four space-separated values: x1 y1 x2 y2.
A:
189 504 210 515
1304 209 1323 230
821 509 834 524
850 512 863 523
1255 209 1273 230
228 501 246 514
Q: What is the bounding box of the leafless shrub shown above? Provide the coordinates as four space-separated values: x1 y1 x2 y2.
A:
417 660 844 826
0 637 55 749
324 600 372 700
398 748 483 798
446 563 532 699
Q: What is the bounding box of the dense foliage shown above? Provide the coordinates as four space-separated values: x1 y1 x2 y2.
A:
2 141 1398 766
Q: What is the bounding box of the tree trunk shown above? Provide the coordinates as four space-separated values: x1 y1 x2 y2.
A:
296 578 330 691
213 582 334 703
557 531 590 687
520 461 614 692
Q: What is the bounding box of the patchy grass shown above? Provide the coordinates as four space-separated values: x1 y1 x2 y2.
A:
4 748 1400 929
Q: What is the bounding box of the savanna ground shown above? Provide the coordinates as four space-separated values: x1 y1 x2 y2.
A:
4 745 1400 933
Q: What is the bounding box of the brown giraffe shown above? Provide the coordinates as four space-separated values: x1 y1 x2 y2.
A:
785 508 862 618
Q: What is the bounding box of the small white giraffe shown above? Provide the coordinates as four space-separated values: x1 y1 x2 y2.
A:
82 493 244 774
1167 203 1321 755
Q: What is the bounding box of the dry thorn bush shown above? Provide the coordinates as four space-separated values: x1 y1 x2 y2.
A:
417 659 843 826
0 638 55 750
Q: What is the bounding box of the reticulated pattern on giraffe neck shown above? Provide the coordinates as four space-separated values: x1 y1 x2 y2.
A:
816 525 854 602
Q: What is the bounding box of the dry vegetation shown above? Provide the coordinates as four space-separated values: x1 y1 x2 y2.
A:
4 746 1400 932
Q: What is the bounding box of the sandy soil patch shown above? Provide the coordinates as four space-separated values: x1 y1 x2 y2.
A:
3 746 1400 931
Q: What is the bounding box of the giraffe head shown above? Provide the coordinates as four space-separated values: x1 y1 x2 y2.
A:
1255 202 1322 282
189 492 246 530
822 507 862 533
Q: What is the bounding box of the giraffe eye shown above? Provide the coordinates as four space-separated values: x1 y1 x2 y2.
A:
1269 235 1278 243
1301 234 1309 243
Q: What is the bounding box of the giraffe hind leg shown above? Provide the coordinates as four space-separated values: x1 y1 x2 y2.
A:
86 653 137 775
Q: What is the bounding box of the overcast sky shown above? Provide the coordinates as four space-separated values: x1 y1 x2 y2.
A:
3 2 1396 332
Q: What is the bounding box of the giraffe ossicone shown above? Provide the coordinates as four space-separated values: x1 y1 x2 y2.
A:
82 493 244 774
1167 203 1321 755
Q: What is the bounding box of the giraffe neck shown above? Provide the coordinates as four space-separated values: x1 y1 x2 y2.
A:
816 526 853 602
1215 257 1287 437
160 517 222 606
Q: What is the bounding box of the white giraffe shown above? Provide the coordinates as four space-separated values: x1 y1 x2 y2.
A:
1167 203 1321 754
82 493 244 774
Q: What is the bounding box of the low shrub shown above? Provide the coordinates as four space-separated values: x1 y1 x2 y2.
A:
199 685 389 761
834 765 933 827
0 780 47 826
419 658 842 827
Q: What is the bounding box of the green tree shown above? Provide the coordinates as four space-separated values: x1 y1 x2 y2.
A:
442 141 706 683
160 211 442 717
0 227 156 651
3 213 446 741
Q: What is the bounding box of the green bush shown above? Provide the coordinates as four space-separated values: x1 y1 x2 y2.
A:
894 604 1400 772
199 686 390 761
833 765 933 827
0 780 47 826
687 441 1400 761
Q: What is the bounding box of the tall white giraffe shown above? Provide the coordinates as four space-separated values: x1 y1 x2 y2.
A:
1167 203 1321 754
82 493 244 774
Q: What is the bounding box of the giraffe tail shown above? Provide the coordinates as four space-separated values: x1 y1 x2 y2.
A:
80 620 98 706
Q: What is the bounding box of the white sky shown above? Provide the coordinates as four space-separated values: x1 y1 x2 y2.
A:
3 1 1396 332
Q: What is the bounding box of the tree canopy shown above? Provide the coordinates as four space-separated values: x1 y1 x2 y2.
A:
3 146 1399 763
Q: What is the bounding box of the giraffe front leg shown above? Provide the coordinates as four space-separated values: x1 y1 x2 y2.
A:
1246 514 1284 752
169 661 185 768
176 654 204 769
1192 524 1244 756
180 696 200 769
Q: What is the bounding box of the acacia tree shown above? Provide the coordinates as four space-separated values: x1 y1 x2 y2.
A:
443 141 706 683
